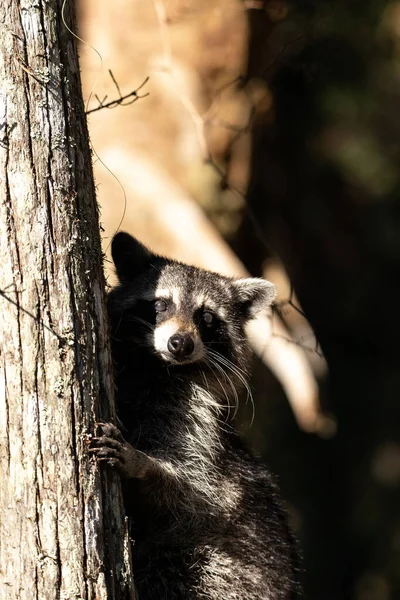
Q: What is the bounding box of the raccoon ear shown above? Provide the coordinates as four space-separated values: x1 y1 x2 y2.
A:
111 232 155 282
233 278 276 317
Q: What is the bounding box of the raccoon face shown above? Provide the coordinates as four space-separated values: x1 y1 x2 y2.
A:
108 232 276 368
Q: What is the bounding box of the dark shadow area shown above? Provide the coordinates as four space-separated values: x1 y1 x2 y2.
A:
242 2 400 598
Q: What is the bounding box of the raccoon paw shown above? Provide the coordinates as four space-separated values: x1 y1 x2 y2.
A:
88 422 151 479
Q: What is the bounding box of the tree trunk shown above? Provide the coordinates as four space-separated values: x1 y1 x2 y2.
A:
0 1 134 598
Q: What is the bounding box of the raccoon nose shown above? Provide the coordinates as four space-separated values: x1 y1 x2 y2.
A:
167 334 194 358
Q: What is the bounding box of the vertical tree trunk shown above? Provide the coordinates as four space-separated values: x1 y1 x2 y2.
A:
0 1 133 598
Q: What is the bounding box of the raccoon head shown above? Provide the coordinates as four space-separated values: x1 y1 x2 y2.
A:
108 232 275 369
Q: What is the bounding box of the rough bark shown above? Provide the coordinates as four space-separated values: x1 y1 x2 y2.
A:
0 1 133 598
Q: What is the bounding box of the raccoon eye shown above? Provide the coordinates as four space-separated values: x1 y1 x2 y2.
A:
154 299 168 313
203 311 214 326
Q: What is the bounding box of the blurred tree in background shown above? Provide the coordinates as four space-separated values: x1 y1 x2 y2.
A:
247 1 400 598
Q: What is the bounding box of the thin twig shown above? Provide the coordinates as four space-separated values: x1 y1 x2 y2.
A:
262 35 304 76
86 73 149 115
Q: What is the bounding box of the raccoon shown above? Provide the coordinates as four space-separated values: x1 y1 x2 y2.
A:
90 232 301 599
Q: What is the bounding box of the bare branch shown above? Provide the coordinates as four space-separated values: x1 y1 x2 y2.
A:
86 72 149 115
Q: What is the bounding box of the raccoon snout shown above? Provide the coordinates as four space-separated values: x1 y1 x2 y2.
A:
167 334 195 358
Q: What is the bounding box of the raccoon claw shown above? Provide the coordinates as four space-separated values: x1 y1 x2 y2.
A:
89 422 151 479
89 435 123 451
95 421 125 442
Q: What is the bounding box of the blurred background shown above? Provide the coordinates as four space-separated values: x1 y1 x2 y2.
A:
76 1 400 598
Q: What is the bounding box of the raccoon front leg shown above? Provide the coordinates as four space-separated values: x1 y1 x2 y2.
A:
88 422 176 481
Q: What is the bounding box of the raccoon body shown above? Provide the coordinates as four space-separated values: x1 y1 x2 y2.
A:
91 232 301 599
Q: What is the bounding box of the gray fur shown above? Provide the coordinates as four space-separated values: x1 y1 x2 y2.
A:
90 232 302 599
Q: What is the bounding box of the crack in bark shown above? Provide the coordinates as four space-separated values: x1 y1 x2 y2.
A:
34 280 45 470
2 357 11 469
39 0 57 252
54 502 61 600
65 264 92 600
34 485 41 600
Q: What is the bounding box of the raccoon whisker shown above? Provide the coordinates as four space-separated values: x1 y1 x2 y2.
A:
204 357 236 422
125 315 155 332
205 357 231 419
210 336 248 345
132 422 143 446
113 312 124 336
205 356 240 421
199 367 211 395
211 357 240 421
207 348 250 383
207 349 255 426
209 350 250 380
127 340 153 351
196 360 236 426
213 355 252 405
110 334 124 343
149 262 163 276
